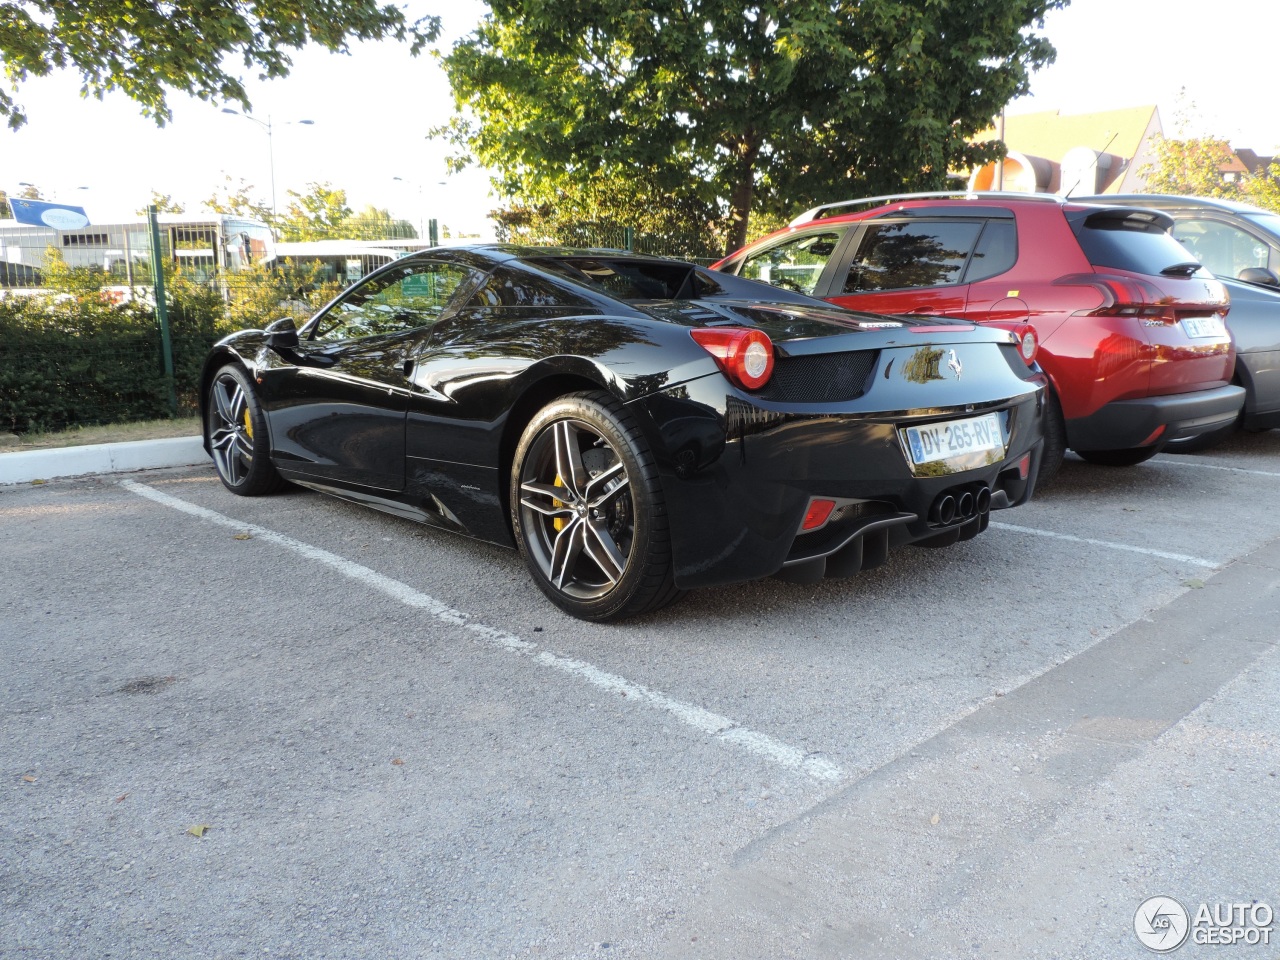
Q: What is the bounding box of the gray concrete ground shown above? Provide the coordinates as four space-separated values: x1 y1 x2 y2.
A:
1 431 1277 958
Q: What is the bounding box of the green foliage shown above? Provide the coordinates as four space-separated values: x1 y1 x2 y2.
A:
0 260 223 432
1140 137 1280 216
204 177 417 240
136 192 187 216
1140 134 1238 198
343 205 418 241
276 182 353 241
0 0 439 130
1241 163 1280 215
0 190 10 218
0 251 341 434
492 199 723 261
204 175 273 223
437 0 1064 252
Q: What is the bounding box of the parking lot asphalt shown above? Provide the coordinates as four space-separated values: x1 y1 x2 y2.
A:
2 432 1278 959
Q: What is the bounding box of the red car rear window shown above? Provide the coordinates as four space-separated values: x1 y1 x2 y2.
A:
1068 209 1205 277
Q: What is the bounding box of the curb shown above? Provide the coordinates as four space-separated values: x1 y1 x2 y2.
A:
0 436 208 485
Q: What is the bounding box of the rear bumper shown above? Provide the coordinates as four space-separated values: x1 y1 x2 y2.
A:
1065 384 1245 450
634 369 1046 590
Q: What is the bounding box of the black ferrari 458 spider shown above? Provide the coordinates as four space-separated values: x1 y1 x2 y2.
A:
201 245 1047 620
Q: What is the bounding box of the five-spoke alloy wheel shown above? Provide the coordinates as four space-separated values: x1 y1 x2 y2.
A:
206 363 286 496
512 392 680 621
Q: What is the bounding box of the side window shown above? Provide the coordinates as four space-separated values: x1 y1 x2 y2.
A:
466 267 590 308
737 230 845 295
843 220 982 293
312 260 475 341
1171 219 1269 279
964 220 1017 282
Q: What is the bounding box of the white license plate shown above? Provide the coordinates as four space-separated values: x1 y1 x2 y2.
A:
1182 316 1227 339
904 413 1004 466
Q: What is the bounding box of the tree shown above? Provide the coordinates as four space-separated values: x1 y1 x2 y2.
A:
437 0 1063 253
1140 134 1239 198
0 183 42 217
203 176 272 223
1 1 439 130
343 204 418 241
136 192 186 216
275 182 353 241
1241 163 1280 215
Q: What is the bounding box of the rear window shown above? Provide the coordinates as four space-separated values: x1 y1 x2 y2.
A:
530 257 724 301
1069 212 1206 276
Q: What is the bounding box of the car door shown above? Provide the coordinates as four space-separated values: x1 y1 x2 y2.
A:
265 258 481 492
731 227 853 296
822 216 983 318
1169 216 1278 282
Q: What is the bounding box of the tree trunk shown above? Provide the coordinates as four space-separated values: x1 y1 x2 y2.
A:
725 138 761 256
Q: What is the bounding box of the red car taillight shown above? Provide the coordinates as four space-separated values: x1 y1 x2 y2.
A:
1055 273 1179 323
690 327 775 390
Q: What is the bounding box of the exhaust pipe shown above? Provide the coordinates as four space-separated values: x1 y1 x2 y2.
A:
956 490 975 520
975 485 992 515
930 493 957 525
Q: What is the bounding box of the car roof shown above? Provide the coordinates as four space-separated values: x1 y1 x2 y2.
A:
790 191 1065 226
1075 194 1273 216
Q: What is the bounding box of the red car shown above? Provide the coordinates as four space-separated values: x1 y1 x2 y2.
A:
714 193 1244 479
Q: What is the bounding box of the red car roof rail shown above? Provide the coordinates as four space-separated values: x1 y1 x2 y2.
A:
789 191 1064 227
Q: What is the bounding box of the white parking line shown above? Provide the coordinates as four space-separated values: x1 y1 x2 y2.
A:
990 521 1220 569
1151 458 1280 479
121 479 844 783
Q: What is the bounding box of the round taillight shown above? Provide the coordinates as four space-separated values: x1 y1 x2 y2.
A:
690 327 775 390
1020 329 1037 362
739 336 773 387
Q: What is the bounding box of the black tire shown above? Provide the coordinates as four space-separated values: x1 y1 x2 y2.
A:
1074 445 1160 467
206 363 288 496
1162 418 1239 454
511 391 683 622
1037 388 1068 485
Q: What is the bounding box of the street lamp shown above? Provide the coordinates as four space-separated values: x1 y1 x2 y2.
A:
221 108 315 219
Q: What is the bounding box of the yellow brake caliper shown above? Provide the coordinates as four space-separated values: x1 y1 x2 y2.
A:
552 474 566 531
243 408 253 440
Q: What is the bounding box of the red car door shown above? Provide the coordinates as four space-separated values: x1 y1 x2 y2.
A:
823 217 983 319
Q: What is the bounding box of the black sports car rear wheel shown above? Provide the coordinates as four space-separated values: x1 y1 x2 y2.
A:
512 392 681 621
207 364 287 496
1037 389 1067 484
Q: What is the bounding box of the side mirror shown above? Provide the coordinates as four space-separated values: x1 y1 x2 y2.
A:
1237 267 1280 287
264 316 300 351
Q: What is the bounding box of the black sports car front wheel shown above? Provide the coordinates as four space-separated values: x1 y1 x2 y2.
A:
206 364 287 496
512 392 682 622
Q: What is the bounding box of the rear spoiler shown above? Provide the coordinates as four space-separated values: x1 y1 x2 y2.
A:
1068 206 1175 233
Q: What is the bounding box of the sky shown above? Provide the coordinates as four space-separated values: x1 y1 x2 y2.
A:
4 0 1277 235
